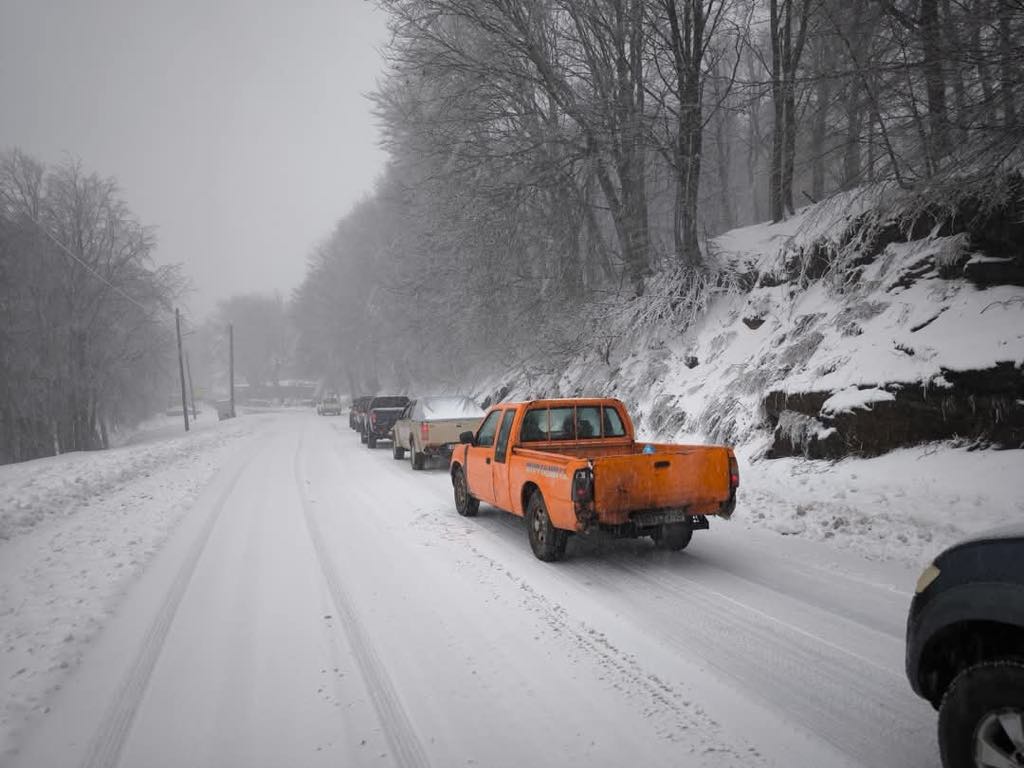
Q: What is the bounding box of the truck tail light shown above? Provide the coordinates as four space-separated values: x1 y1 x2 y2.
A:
728 456 740 489
421 422 430 442
572 468 593 503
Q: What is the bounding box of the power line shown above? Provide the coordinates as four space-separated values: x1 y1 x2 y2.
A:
33 219 156 314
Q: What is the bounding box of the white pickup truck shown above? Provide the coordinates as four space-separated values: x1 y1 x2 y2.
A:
392 396 485 469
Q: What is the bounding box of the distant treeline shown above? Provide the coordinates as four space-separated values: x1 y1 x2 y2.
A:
0 150 184 464
291 0 1024 392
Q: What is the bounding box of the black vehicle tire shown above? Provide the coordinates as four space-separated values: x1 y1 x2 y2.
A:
526 491 568 562
367 434 377 449
393 442 405 460
938 660 1024 768
652 522 693 551
453 467 479 517
410 443 425 470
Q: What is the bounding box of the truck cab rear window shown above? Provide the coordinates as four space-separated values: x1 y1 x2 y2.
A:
602 407 626 437
522 405 625 441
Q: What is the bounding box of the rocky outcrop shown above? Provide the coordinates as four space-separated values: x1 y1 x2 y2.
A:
764 362 1024 458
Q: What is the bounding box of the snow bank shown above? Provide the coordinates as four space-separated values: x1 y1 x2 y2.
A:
0 414 266 757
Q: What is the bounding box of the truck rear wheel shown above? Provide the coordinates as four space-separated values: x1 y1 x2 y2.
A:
527 491 568 562
392 442 405 460
410 443 425 470
453 467 479 517
653 522 693 551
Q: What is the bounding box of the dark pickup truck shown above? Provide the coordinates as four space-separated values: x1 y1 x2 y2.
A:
362 395 409 448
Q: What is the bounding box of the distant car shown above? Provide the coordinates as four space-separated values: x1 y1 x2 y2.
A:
906 525 1024 768
349 396 373 431
391 396 485 469
362 395 409 448
318 395 342 416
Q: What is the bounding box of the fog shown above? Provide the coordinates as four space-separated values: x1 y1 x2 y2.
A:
0 0 387 315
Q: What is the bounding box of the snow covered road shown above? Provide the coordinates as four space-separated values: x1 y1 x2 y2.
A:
7 412 940 767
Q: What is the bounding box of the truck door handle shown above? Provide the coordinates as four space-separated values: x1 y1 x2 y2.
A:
654 460 671 469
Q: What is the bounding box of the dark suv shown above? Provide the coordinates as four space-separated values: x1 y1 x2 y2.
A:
362 395 409 448
906 525 1024 768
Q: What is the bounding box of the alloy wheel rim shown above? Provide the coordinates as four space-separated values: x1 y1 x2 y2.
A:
532 506 547 543
975 709 1024 767
455 473 467 508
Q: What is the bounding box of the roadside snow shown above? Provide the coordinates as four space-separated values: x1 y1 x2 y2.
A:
736 443 1024 563
0 414 265 758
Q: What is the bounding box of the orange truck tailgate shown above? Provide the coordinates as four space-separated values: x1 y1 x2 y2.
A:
591 446 732 520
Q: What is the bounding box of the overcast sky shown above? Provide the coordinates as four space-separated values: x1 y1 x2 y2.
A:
0 0 388 318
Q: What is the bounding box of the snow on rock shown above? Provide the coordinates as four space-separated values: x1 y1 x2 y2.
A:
820 387 896 415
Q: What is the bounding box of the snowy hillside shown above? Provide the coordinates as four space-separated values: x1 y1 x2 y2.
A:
474 180 1024 560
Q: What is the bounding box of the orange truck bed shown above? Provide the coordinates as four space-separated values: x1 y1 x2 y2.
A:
449 398 739 560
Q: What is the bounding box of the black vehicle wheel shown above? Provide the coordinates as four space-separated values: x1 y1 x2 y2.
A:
410 443 425 470
393 442 405 460
938 661 1024 768
526 491 568 562
367 434 377 449
360 428 367 444
453 467 479 517
652 522 693 551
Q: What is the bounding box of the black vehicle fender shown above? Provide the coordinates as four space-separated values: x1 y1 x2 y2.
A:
907 581 1024 700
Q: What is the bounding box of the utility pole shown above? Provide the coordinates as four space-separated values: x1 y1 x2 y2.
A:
185 351 197 420
175 308 190 432
229 323 236 418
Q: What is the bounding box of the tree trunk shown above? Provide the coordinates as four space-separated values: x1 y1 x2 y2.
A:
770 0 785 222
810 54 830 200
998 0 1017 129
675 78 703 270
920 0 950 163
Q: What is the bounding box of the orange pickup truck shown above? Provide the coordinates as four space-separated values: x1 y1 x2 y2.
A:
450 398 739 561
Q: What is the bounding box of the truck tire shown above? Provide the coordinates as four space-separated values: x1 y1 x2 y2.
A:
360 428 367 444
526 491 568 562
410 442 425 470
653 522 692 551
367 433 377 449
938 661 1024 768
393 442 405 460
453 467 479 517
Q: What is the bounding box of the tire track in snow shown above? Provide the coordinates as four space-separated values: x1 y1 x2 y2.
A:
293 432 431 768
78 440 258 768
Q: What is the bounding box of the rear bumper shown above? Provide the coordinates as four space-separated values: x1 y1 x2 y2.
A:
422 443 456 456
574 502 712 536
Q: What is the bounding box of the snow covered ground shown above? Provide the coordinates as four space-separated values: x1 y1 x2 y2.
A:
0 413 271 761
5 409 1014 767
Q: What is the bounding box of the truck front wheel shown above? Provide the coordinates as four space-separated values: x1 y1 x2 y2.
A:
653 523 693 551
393 442 405 460
527 491 568 562
453 467 479 517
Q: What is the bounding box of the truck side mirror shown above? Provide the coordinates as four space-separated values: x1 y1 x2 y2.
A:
459 431 475 445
